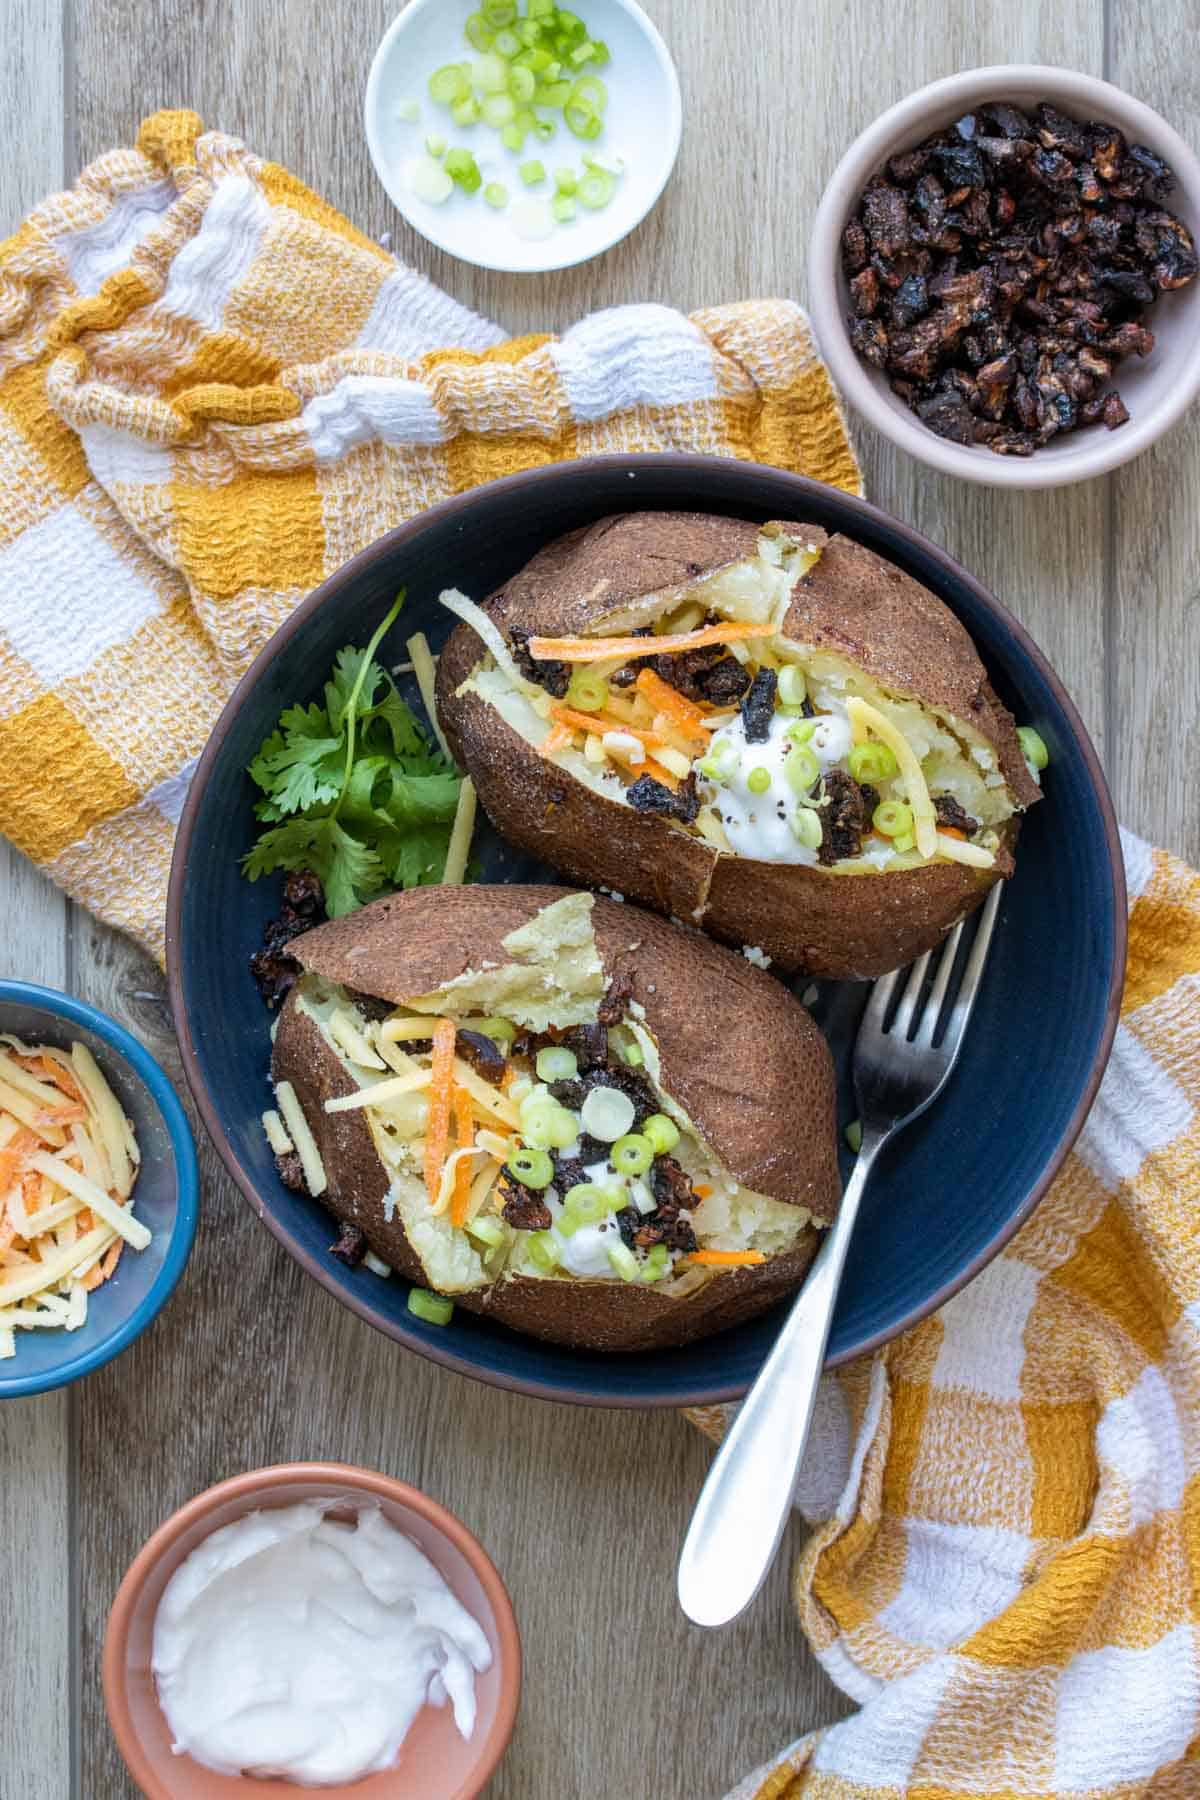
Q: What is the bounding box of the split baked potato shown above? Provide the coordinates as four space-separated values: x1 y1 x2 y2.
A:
268 885 839 1352
435 513 1043 978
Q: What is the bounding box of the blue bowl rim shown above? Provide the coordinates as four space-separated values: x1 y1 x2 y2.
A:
165 453 1126 1406
0 980 201 1399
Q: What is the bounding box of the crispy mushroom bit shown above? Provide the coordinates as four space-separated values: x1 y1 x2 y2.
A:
933 794 980 834
650 641 752 704
329 1222 368 1266
627 772 701 823
740 667 779 743
817 769 869 866
597 969 635 1026
250 871 328 1007
508 623 570 697
498 1174 553 1233
275 1150 307 1193
454 1028 508 1082
843 99 1199 452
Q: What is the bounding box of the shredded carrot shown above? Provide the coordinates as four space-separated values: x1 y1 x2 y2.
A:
501 1065 517 1093
20 1171 39 1212
634 669 711 744
529 621 765 664
81 1264 105 1291
686 1249 767 1267
548 702 667 745
34 1056 85 1103
939 826 967 841
450 1088 475 1228
640 757 681 790
692 1184 713 1199
541 724 575 754
0 1128 37 1195
423 1019 458 1203
100 1240 123 1281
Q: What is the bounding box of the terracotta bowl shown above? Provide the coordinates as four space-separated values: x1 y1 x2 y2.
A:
102 1463 521 1799
808 65 1200 487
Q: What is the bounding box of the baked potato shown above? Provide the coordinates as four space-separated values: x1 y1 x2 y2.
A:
267 885 839 1352
435 513 1043 978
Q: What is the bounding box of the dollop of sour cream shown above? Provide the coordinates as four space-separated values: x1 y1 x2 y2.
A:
151 1502 492 1786
698 707 853 864
546 1159 659 1277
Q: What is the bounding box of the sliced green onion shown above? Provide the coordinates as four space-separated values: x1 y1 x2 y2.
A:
408 1287 454 1325
844 1119 863 1154
551 193 576 222
642 1243 671 1283
429 64 471 106
777 664 808 710
482 92 517 126
554 165 578 194
565 99 602 140
1017 725 1049 771
536 1045 578 1082
396 98 421 122
508 63 537 101
475 1015 516 1047
578 169 615 208
520 158 546 185
532 116 556 141
519 1101 578 1150
785 746 820 793
424 133 447 158
538 77 571 106
481 0 517 25
516 19 544 48
872 799 913 838
570 39 598 66
407 155 454 204
608 1242 639 1283
506 1146 554 1189
566 668 609 711
484 181 510 209
494 26 522 57
786 717 819 746
501 121 527 151
849 741 899 785
444 147 483 192
528 0 556 17
528 1230 561 1271
747 766 772 795
556 8 586 41
570 74 608 112
791 807 822 850
452 96 481 128
588 38 611 67
472 51 510 93
891 832 916 853
611 1133 654 1176
561 1183 611 1223
466 1214 507 1248
621 1041 643 1068
698 739 738 784
464 12 494 52
642 1113 680 1155
580 1085 636 1143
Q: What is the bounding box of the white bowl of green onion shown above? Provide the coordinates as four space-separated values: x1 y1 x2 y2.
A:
364 0 682 273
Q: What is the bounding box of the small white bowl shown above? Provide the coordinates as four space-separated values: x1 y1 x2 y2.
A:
364 0 682 274
808 66 1200 488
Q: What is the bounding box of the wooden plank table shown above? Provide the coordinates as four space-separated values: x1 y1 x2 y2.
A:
3 0 1197 1793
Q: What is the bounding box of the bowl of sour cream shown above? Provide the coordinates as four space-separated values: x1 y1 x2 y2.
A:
103 1463 521 1798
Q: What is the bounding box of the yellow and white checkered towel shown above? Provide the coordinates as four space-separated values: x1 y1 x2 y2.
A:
2 113 1197 1797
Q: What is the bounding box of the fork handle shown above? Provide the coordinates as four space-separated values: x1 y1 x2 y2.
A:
676 1126 888 1628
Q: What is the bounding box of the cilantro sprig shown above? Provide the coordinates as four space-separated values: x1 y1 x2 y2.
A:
242 593 461 916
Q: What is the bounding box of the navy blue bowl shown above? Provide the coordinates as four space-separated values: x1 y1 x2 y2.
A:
0 983 199 1398
167 455 1124 1407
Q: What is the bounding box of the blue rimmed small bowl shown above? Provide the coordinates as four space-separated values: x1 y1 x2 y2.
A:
0 983 199 1399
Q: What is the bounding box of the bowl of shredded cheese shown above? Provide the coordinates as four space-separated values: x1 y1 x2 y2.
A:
0 981 199 1398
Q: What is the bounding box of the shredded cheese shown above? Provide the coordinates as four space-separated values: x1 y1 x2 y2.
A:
933 831 997 868
405 630 456 767
323 1071 431 1112
273 1081 328 1197
328 1009 386 1071
261 1109 294 1155
438 588 544 700
845 696 938 860
441 776 476 886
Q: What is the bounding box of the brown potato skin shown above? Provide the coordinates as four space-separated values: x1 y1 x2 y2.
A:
271 914 830 1352
289 885 840 1219
436 515 1040 979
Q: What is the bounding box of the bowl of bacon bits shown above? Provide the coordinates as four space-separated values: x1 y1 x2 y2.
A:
0 982 198 1397
808 66 1200 486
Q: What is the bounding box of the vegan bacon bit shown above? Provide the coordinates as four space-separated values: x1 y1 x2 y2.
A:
843 100 1199 453
250 870 327 1008
329 1222 367 1266
740 667 779 744
933 793 980 835
627 771 701 823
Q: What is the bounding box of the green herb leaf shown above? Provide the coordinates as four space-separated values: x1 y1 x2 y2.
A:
242 590 465 915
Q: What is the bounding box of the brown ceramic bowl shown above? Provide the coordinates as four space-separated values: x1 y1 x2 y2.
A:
808 65 1200 487
102 1463 521 1799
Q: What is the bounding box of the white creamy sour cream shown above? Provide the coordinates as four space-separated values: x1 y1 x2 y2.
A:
546 1159 665 1276
698 706 853 865
152 1502 492 1785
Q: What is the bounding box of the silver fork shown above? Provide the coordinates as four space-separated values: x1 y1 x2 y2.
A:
677 882 1003 1628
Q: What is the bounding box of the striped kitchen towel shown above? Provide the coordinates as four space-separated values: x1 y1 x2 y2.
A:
2 112 1198 1799
0 110 858 958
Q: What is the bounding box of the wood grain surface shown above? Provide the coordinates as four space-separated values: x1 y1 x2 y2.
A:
4 0 1198 1793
